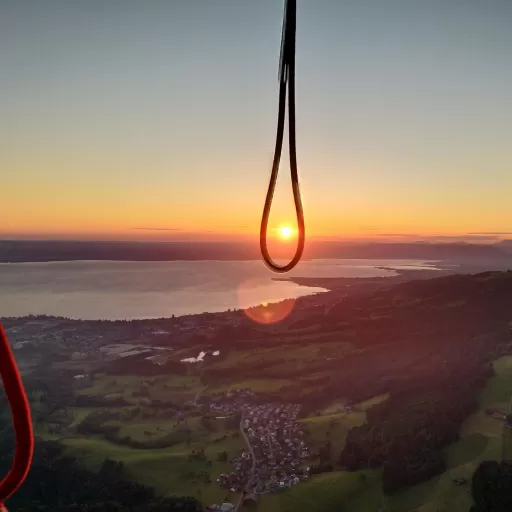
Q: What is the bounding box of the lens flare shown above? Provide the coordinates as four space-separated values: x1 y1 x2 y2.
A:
244 299 295 324
237 278 296 324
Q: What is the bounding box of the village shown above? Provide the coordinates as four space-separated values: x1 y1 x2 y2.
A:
210 390 311 498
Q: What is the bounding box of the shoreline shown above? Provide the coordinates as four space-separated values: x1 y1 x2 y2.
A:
272 265 455 291
5 260 508 323
0 260 447 323
0 266 449 324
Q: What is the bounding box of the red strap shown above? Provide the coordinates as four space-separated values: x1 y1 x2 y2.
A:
0 323 34 510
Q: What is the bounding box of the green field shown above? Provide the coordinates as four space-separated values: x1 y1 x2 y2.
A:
298 394 389 465
37 369 244 506
67 407 96 427
247 470 383 512
208 342 353 373
300 411 366 465
358 394 390 411
386 355 512 512
77 373 204 406
59 429 244 506
207 378 292 395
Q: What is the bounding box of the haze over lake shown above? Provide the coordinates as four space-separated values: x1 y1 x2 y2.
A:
0 259 438 320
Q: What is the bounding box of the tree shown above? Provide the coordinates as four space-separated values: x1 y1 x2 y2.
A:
217 451 228 462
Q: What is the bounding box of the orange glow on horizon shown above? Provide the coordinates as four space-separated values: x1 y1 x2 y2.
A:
3 184 512 244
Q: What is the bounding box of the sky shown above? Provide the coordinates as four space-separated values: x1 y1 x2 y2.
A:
2 0 512 242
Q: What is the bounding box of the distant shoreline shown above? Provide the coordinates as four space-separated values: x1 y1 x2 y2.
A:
275 260 512 291
273 266 453 291
1 239 511 263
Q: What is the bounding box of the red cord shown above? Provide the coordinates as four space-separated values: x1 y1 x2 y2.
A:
0 323 34 510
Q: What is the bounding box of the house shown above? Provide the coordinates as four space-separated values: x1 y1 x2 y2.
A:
72 374 91 388
71 351 88 360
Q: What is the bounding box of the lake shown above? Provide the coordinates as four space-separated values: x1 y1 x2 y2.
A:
0 259 438 320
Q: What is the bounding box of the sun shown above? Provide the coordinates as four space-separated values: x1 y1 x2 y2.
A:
278 225 293 239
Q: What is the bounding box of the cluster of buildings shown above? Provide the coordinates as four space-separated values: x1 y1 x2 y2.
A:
205 503 234 512
217 451 253 492
208 388 257 417
216 400 311 495
485 407 507 420
243 403 310 493
485 407 512 428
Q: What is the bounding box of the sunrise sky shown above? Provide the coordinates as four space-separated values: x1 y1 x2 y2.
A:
2 0 512 242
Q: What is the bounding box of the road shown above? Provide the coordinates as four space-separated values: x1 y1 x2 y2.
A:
192 385 207 407
191 362 208 408
267 433 274 460
235 410 257 512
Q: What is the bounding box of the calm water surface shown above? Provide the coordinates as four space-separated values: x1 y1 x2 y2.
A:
0 259 438 320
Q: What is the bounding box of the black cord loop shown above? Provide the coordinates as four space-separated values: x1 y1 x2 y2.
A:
260 0 305 273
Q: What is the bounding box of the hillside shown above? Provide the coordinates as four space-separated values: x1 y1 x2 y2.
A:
4 270 512 511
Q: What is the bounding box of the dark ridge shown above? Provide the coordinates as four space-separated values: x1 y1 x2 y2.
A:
1 239 511 263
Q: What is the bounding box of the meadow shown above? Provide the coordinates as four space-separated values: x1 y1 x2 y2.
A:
385 355 512 512
36 343 512 511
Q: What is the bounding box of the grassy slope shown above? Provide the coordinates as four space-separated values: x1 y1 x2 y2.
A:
40 371 242 505
299 411 366 465
203 341 358 401
207 379 292 395
254 357 512 512
250 470 383 512
386 355 512 512
299 394 389 464
59 432 244 506
77 373 204 405
43 350 512 511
